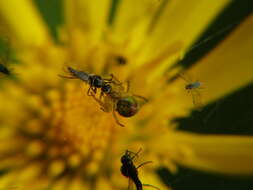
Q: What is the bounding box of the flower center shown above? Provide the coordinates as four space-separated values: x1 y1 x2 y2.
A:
23 81 116 178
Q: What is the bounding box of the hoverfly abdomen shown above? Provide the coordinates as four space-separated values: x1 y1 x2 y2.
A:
67 66 90 82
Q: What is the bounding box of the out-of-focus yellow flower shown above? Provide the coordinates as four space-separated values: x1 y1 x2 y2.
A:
0 0 253 190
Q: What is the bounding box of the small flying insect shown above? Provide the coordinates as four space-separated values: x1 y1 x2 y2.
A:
120 148 160 190
0 63 10 75
178 73 203 110
59 67 148 127
0 37 17 77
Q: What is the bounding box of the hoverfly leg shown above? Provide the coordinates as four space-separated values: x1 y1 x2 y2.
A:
133 94 148 103
99 91 104 99
87 86 92 96
92 86 97 94
111 74 123 85
136 161 153 169
90 93 108 112
142 184 160 190
104 74 122 85
103 74 114 84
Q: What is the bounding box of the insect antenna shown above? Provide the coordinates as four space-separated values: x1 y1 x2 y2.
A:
136 161 153 169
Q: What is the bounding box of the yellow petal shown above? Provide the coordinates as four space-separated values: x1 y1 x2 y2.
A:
64 0 110 44
137 0 231 67
186 14 253 104
112 0 160 43
157 131 253 175
0 0 50 47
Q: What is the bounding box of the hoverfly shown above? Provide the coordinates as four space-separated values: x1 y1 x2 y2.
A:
120 148 159 190
178 73 203 110
59 67 148 127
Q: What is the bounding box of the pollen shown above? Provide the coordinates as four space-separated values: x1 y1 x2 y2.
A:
42 81 116 176
0 80 117 183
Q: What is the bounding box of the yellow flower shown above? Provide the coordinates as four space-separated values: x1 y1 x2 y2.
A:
0 0 253 190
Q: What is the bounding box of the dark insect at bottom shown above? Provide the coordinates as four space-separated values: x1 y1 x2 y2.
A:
120 148 160 190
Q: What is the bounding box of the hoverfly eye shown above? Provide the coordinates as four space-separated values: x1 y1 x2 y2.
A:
93 76 103 87
116 97 138 117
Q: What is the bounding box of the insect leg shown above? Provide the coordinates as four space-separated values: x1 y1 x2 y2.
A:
112 103 125 127
99 91 104 99
111 74 123 85
142 184 160 190
90 93 108 112
92 86 97 94
128 148 142 160
112 110 125 127
136 161 153 169
133 94 148 103
87 86 92 96
104 74 122 85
